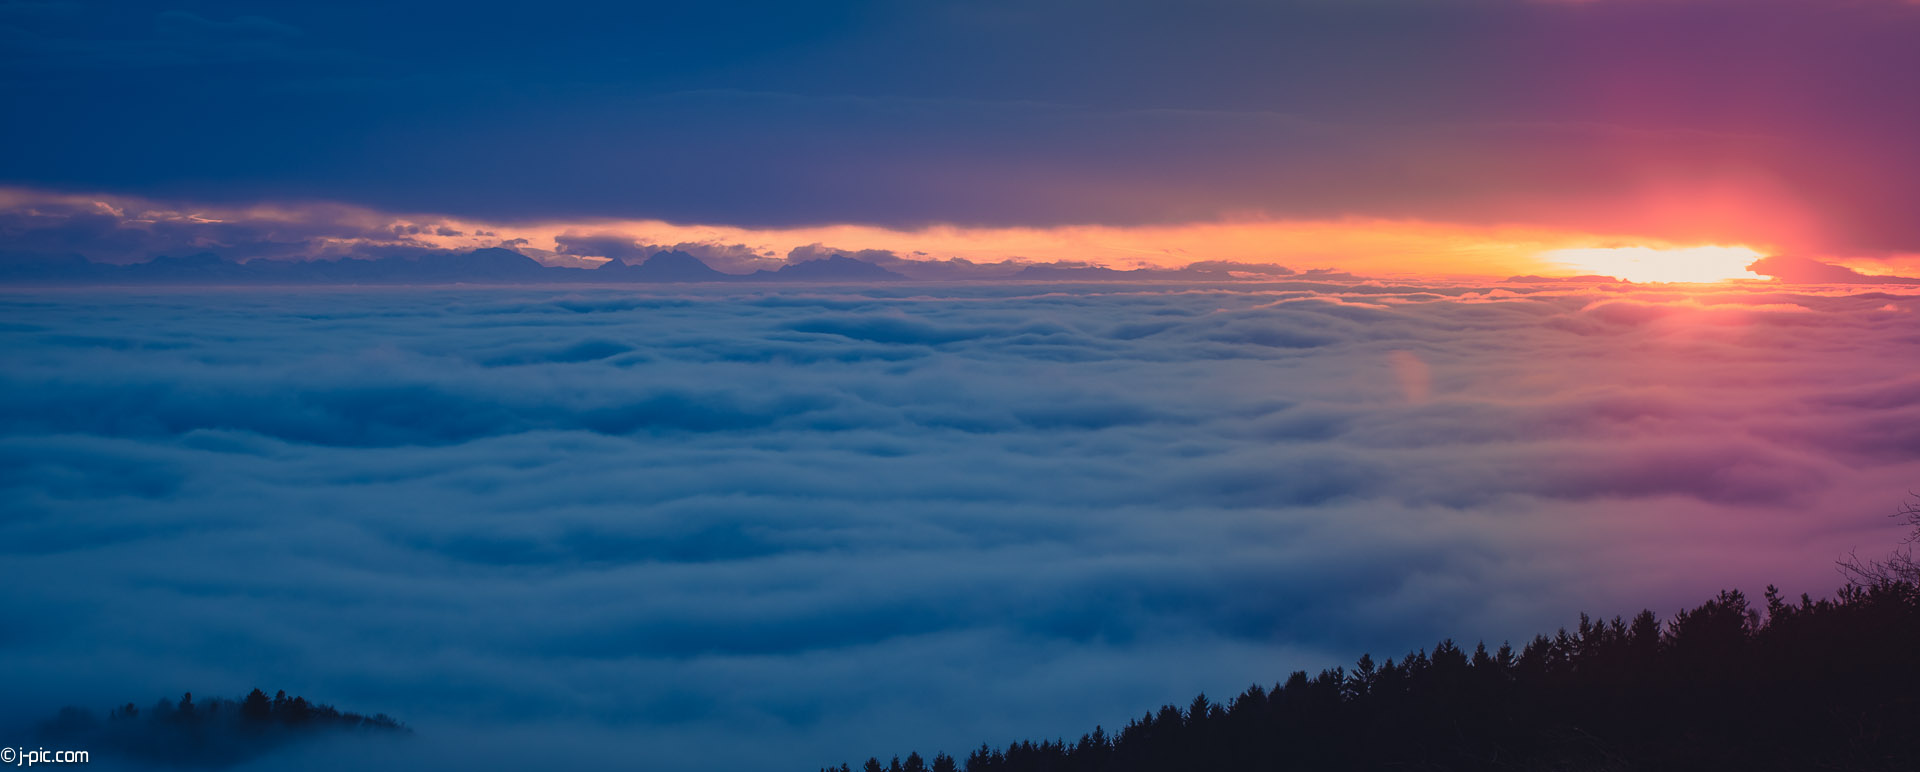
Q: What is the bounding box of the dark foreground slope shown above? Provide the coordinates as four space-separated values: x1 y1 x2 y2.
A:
828 581 1920 772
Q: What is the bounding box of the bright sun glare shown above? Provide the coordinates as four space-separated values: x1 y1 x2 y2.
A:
1538 245 1765 283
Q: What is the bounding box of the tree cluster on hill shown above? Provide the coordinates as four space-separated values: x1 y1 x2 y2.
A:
34 689 406 768
826 576 1920 772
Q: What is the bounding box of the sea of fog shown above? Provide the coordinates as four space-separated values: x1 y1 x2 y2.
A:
3 282 1917 770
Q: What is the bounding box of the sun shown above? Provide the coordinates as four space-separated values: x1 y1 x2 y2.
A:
1536 245 1765 283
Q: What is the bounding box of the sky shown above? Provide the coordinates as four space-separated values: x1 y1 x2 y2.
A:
4 0 1920 279
6 2 1920 770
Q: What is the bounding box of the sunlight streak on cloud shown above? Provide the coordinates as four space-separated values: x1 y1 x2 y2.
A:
1538 245 1766 283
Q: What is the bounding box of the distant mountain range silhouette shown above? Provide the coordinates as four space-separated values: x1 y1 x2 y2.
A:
0 248 918 285
752 254 907 282
595 250 740 282
0 248 1380 286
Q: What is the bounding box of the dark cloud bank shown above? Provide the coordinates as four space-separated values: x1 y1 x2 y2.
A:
3 193 1910 286
1 241 1905 288
0 245 1319 285
0 196 1323 283
3 281 1919 769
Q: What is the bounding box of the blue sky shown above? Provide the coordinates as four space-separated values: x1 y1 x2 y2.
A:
4 0 1919 262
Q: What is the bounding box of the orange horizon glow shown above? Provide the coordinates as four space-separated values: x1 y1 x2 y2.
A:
404 215 1795 282
1537 245 1768 284
0 186 1830 281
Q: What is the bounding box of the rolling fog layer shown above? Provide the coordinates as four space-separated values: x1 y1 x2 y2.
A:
3 282 1917 770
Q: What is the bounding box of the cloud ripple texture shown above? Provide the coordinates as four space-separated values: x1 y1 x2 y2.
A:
2 282 1917 770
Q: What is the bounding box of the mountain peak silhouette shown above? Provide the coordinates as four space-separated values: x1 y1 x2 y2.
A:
600 250 735 282
757 254 906 282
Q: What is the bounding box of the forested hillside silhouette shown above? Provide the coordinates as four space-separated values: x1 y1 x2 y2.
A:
826 504 1920 772
33 689 406 768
